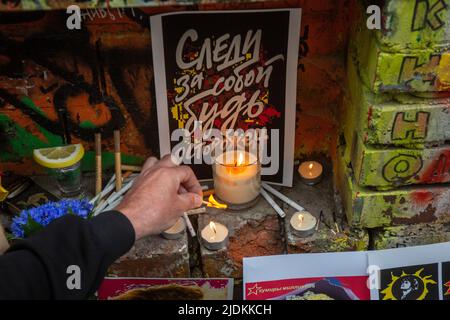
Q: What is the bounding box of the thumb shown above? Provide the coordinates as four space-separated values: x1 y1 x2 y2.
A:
177 192 203 212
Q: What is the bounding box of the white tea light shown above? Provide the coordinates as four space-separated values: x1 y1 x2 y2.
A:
161 217 186 240
200 221 229 251
290 211 317 237
298 161 323 185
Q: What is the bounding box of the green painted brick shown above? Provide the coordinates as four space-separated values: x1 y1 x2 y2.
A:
351 133 450 188
336 146 450 228
369 0 450 52
350 13 450 93
342 55 450 151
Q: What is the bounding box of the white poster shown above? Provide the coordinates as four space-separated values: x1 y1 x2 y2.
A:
150 9 301 186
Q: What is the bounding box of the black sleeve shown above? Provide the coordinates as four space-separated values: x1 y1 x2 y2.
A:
0 210 135 300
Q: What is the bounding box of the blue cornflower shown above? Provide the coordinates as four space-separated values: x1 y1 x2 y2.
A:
11 198 94 238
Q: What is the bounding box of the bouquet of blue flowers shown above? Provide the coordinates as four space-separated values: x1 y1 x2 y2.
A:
11 199 94 238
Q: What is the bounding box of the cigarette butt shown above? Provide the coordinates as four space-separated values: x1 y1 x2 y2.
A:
121 164 142 172
335 222 340 233
114 130 122 191
94 133 102 195
331 229 336 235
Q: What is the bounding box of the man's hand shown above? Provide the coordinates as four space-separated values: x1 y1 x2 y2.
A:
116 155 203 240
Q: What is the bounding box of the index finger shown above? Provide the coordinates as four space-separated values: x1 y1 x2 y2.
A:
173 166 202 196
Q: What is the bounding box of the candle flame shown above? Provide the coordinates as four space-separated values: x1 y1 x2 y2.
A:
209 221 217 234
206 194 228 209
308 163 313 170
237 152 245 166
298 213 304 225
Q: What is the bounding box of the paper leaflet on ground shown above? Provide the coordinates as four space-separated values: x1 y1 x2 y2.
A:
244 241 450 300
368 242 450 300
243 251 370 300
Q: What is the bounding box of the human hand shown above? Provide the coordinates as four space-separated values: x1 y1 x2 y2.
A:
116 155 203 240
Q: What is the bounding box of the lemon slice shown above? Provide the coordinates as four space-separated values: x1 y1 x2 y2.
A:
33 144 85 169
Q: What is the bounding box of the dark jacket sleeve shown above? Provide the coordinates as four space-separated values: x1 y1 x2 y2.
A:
0 210 135 300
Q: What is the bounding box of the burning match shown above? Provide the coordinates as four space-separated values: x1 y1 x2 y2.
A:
202 195 227 209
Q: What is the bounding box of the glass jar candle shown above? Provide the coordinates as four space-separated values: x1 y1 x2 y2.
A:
212 150 261 209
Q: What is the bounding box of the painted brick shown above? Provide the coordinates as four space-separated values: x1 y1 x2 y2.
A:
351 16 450 92
198 200 284 278
336 146 450 228
351 134 450 188
108 232 190 278
373 222 450 250
342 56 450 150
371 0 450 51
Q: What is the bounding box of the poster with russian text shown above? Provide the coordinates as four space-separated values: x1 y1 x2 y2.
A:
150 9 301 185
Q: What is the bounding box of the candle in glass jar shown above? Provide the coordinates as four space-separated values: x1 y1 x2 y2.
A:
200 221 229 251
161 217 186 240
290 211 317 237
298 161 323 185
213 151 260 205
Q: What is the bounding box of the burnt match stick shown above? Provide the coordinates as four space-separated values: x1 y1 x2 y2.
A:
114 130 122 192
94 133 102 196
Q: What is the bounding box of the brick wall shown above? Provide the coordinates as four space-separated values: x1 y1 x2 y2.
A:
337 0 450 248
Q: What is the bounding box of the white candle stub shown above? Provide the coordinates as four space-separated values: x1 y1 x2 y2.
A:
298 161 323 185
290 211 317 237
161 217 186 240
200 221 229 251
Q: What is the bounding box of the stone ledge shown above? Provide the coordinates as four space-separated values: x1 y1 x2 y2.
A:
108 232 190 278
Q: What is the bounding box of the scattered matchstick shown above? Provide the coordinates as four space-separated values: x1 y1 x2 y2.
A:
335 222 340 233
260 188 286 218
114 130 122 192
94 133 102 196
315 211 323 231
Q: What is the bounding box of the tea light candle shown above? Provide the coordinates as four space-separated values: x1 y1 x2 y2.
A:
200 221 229 251
290 211 317 237
161 217 186 240
298 161 323 185
213 151 260 205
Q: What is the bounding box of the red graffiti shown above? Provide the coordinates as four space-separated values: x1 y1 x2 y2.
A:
410 190 434 205
419 150 450 183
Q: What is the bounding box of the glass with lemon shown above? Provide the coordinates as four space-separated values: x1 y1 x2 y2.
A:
33 144 85 197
